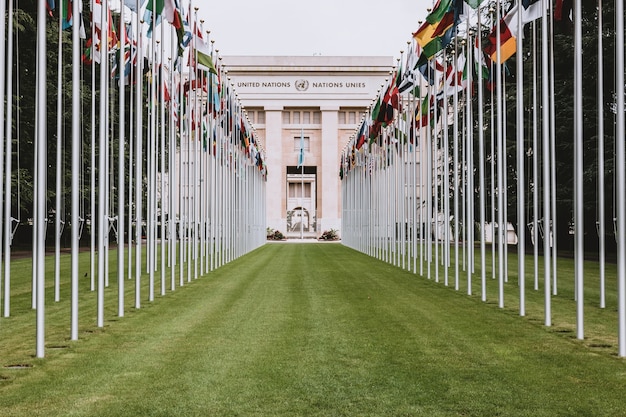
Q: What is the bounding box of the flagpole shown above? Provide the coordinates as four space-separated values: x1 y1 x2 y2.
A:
159 25 167 295
516 0 526 316
97 0 110 328
71 0 83 338
35 0 47 358
135 7 144 309
495 0 505 307
55 1 64 304
90 8 96 294
2 0 13 318
476 14 487 302
616 0 626 357
541 0 552 327
453 37 460 290
596 0 606 309
532 20 539 291
118 0 127 317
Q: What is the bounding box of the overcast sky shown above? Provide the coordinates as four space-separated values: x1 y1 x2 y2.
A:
198 0 428 59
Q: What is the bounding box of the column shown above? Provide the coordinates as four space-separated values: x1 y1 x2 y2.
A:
321 106 341 233
264 107 284 232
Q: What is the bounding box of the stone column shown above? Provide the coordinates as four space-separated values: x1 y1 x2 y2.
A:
320 106 341 234
264 107 284 233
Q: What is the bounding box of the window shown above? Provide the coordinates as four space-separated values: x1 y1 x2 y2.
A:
294 136 310 152
283 110 321 125
348 111 356 124
257 111 265 124
289 182 311 198
248 112 255 124
338 112 346 124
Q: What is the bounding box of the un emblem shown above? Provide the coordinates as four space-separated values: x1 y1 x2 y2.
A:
295 79 309 91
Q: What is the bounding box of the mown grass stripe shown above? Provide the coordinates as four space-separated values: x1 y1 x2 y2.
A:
0 243 625 416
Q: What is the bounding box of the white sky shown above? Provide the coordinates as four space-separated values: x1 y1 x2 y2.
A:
198 0 428 59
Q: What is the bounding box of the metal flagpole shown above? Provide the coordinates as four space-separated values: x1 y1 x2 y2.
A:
55 5 64 303
549 0 558 296
466 27 474 294
90 4 96 294
135 0 144 309
0 0 6 318
97 0 110 328
573 0 584 340
160 30 167 295
476 12 487 302
3 0 13 318
616 0 626 357
495 0 504 307
597 0 606 309
532 21 539 291
118 0 126 316
516 0 526 316
541 0 552 327
453 39 460 290
35 0 47 358
71 0 83 338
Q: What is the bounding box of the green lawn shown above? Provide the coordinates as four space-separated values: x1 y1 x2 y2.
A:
1 243 625 416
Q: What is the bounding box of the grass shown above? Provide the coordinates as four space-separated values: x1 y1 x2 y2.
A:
1 243 626 416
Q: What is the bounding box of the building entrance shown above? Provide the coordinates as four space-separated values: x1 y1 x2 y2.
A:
286 166 317 238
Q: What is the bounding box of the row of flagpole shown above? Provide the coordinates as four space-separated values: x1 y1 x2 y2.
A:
340 0 626 357
0 0 268 358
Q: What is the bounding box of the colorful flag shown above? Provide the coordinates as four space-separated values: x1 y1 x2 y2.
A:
464 0 487 8
484 2 545 64
192 30 217 74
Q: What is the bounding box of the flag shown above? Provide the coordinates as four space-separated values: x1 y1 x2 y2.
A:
297 128 305 168
47 0 55 16
413 0 463 62
437 53 467 97
484 1 545 64
123 0 145 13
192 32 217 74
398 42 421 94
484 7 519 64
355 122 367 150
465 0 487 8
554 0 572 21
413 0 452 47
61 0 72 29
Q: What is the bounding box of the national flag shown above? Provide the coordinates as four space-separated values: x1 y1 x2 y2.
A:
554 0 572 21
474 36 490 80
437 53 467 97
297 128 305 168
484 7 519 64
484 1 545 64
415 94 432 128
47 0 55 16
398 42 421 94
123 0 144 13
464 0 487 8
414 0 464 63
192 31 217 74
412 0 453 48
355 122 367 150
61 0 73 29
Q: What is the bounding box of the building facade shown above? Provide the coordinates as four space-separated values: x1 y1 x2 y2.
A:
222 56 394 238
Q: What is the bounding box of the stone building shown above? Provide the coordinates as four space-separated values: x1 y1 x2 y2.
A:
222 56 394 238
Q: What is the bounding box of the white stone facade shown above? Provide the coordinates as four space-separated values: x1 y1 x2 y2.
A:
222 56 394 238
